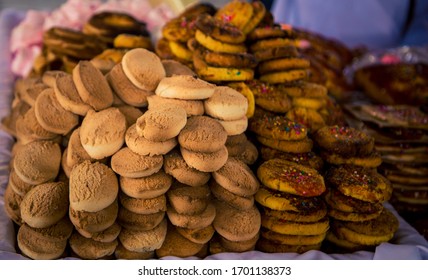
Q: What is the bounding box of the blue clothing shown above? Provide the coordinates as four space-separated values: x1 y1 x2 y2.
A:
271 0 428 50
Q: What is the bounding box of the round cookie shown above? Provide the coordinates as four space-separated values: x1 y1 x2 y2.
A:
194 29 247 54
209 179 255 210
213 200 261 242
180 145 228 173
257 159 326 197
162 59 196 77
195 13 246 44
3 185 24 225
261 204 327 223
135 105 187 142
119 170 172 199
125 123 177 156
69 200 119 233
76 222 121 243
260 228 326 246
325 165 393 203
66 127 94 168
260 146 324 171
69 160 119 212
119 218 167 253
73 60 114 110
111 147 163 178
80 108 127 159
8 169 34 196
15 107 58 145
121 48 165 91
219 231 259 252
212 157 259 197
167 202 216 229
163 149 211 187
245 80 292 114
259 69 308 84
261 215 330 236
214 0 254 31
327 208 382 222
118 207 165 231
54 73 92 116
217 116 248 136
147 94 204 117
256 237 322 254
155 75 216 100
22 217 73 243
167 182 211 215
176 224 215 244
321 151 382 168
178 115 228 153
115 243 155 260
69 231 118 260
119 192 167 215
325 188 384 214
313 125 375 157
20 182 69 229
256 135 314 153
204 86 248 121
13 140 61 185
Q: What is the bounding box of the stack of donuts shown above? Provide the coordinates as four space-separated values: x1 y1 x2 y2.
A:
2 46 264 259
313 125 398 252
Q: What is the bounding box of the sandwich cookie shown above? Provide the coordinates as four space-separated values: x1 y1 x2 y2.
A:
155 75 216 100
20 182 69 228
73 60 114 111
119 170 172 199
125 123 177 156
111 147 163 178
69 160 119 212
163 149 211 187
13 140 61 185
121 48 166 91
135 105 187 141
54 73 92 116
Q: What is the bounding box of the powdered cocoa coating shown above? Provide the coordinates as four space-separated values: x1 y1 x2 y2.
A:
178 115 227 153
69 200 119 233
54 74 91 116
15 107 58 144
111 147 163 178
69 231 118 259
119 170 172 199
155 223 204 258
106 63 152 107
80 108 127 159
69 160 119 212
18 225 68 260
125 124 177 156
209 180 254 210
167 182 211 215
213 200 261 242
21 217 73 242
119 192 167 214
118 207 165 231
163 149 211 187
20 182 69 229
166 202 216 229
204 86 248 121
13 140 61 185
119 218 167 252
76 222 121 243
73 60 114 110
136 105 187 142
9 169 34 196
147 94 204 117
34 88 79 135
122 48 166 91
180 146 228 173
212 157 260 197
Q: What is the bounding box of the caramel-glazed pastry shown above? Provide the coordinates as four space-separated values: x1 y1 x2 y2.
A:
257 158 326 197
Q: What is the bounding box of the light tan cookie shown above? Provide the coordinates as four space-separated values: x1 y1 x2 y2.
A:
69 160 119 212
216 116 248 136
176 224 215 244
135 105 187 142
111 147 164 178
162 59 196 77
76 222 121 243
69 231 118 260
3 185 23 225
209 179 254 210
119 170 172 199
178 115 228 153
20 182 69 228
8 169 35 197
54 73 92 116
180 145 229 173
80 108 127 159
167 182 211 215
121 48 165 91
115 243 154 259
163 149 211 187
66 127 94 168
118 207 165 231
119 218 167 253
69 199 118 233
155 75 216 100
147 94 205 117
73 60 114 110
204 86 248 121
119 192 167 215
15 107 58 145
167 202 216 229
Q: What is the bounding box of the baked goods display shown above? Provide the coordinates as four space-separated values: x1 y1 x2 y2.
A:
1 0 424 260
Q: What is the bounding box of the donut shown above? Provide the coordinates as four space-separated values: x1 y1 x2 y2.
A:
111 147 163 178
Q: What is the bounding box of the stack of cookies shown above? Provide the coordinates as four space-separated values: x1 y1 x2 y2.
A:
254 158 328 253
313 125 398 252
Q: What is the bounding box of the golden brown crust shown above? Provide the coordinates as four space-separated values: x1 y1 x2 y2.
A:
320 151 382 168
196 47 258 68
195 13 246 44
214 0 254 30
260 146 324 171
325 188 384 214
260 228 326 245
256 135 313 153
260 204 327 223
285 107 326 133
259 69 308 84
253 46 299 62
256 237 322 253
258 57 310 75
246 80 292 113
